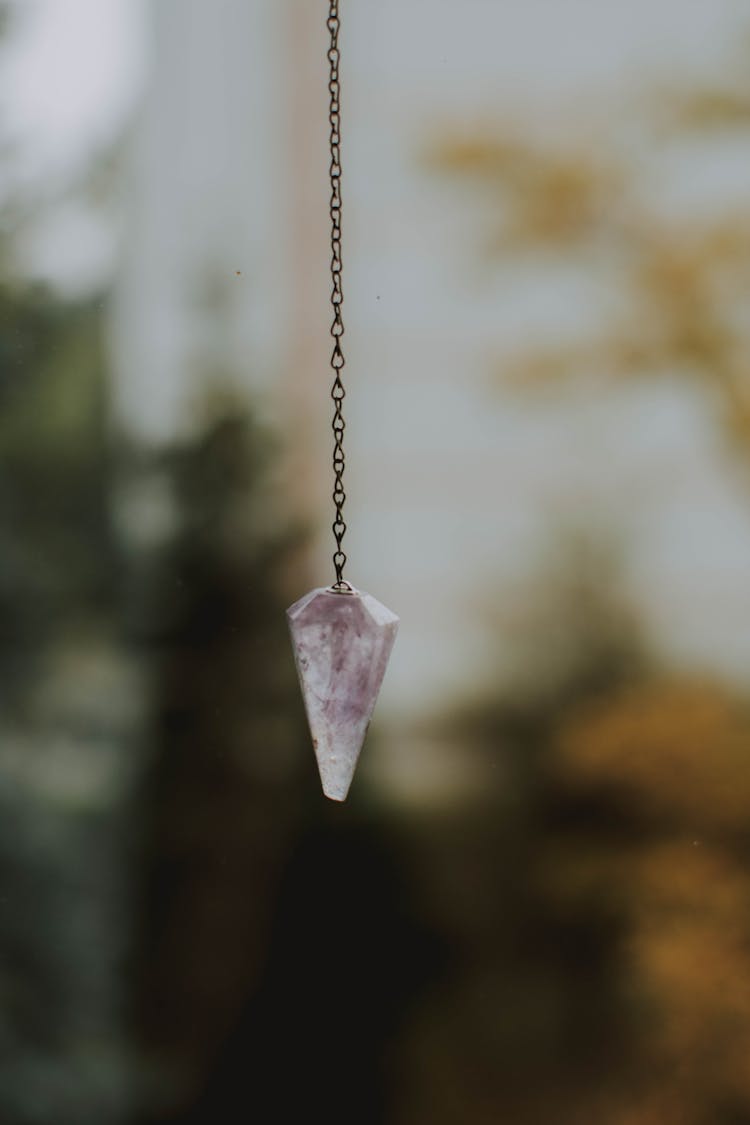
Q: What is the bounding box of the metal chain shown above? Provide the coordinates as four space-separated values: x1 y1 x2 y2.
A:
328 0 348 589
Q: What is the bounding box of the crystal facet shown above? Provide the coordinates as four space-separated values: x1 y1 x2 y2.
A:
287 587 399 801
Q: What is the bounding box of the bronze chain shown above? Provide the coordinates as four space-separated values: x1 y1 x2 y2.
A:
327 0 348 589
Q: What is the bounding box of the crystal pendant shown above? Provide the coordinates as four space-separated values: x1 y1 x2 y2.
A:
287 585 399 801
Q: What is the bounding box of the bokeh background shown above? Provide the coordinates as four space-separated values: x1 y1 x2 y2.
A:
3 1 750 1122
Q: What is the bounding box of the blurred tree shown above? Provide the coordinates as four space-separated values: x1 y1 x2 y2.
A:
0 283 116 690
127 395 444 1125
430 45 750 461
388 566 750 1125
128 396 308 1118
384 32 750 1125
0 212 130 1122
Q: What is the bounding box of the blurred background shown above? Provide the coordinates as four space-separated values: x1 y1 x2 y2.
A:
3 0 750 1121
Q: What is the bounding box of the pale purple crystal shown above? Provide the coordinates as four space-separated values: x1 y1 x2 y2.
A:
286 587 399 801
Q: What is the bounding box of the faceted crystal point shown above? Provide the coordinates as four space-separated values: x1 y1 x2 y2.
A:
287 586 399 801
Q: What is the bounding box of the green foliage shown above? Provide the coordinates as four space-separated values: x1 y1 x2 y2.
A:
127 398 311 1117
0 276 116 698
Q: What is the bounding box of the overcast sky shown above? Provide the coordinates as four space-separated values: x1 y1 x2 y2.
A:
2 0 145 180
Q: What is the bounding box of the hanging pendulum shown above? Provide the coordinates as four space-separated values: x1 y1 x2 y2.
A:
287 586 399 802
287 0 398 802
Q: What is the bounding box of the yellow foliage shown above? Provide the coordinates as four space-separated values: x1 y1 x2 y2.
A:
543 679 750 1115
557 681 750 829
431 101 750 461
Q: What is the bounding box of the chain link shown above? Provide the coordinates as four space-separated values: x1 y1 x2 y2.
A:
328 0 348 589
